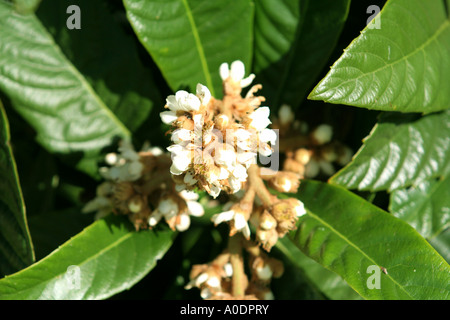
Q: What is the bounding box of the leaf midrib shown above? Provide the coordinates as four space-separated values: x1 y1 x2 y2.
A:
305 210 414 299
181 0 215 97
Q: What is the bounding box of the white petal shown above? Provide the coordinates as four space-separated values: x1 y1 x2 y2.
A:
232 164 248 181
240 74 255 88
187 201 204 217
158 199 179 218
176 214 191 232
196 83 211 106
149 147 164 156
219 62 230 80
160 111 178 125
228 176 242 193
230 60 245 82
183 170 198 185
179 190 199 201
218 167 230 180
249 107 271 131
177 91 201 111
208 184 221 199
206 276 221 289
166 95 179 111
259 129 277 145
242 223 251 239
224 263 233 277
237 151 257 167
171 128 192 144
258 143 273 157
211 210 235 225
172 154 192 173
148 210 163 227
233 213 247 230
214 148 237 168
295 200 307 217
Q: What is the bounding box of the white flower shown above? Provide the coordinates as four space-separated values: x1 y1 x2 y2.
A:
211 210 251 239
196 83 211 106
166 90 201 112
249 107 271 131
176 214 191 232
219 60 255 88
214 148 237 168
259 128 277 145
278 104 295 125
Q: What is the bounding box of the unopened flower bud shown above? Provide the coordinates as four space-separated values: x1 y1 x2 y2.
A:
278 104 294 126
270 172 300 193
256 228 278 251
128 195 143 213
259 211 277 231
311 124 333 145
294 148 312 165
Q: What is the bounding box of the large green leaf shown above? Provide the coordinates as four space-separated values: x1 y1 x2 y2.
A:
291 180 450 300
428 228 450 263
0 215 175 300
0 1 130 177
0 102 34 277
253 0 350 110
123 0 254 97
36 0 162 133
13 0 41 14
276 237 361 300
330 110 450 192
390 176 450 239
309 0 450 113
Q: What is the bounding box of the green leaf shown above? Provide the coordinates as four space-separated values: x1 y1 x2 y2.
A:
123 0 254 97
0 215 175 300
309 0 450 113
0 1 130 177
254 0 350 110
291 180 450 300
330 110 450 192
428 228 450 263
390 176 450 239
276 237 361 300
36 0 162 133
13 0 41 14
0 102 34 276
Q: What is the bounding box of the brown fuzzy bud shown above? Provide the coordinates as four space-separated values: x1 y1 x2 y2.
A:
269 171 300 193
256 228 278 252
283 157 305 176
